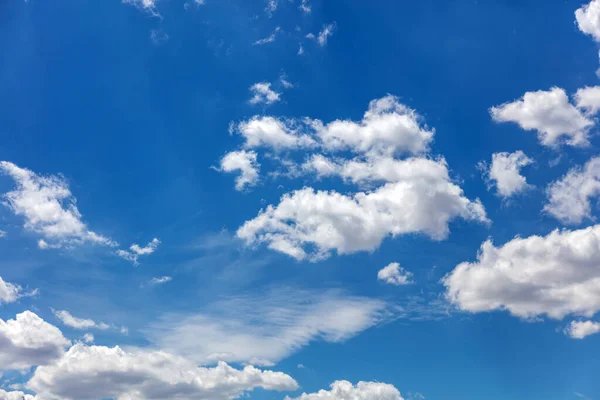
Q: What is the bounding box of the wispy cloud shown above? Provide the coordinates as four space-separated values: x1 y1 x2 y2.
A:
254 27 281 45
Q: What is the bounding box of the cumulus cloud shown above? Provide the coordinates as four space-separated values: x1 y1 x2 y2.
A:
544 157 600 225
238 170 487 261
27 343 297 400
249 82 281 105
307 23 336 46
0 275 36 304
378 263 413 285
576 0 600 42
0 311 70 371
285 380 404 400
117 238 160 265
490 88 593 147
254 27 281 45
82 333 94 343
220 150 261 191
234 116 316 150
0 161 116 249
52 310 109 331
565 320 600 339
480 151 533 198
574 86 600 115
147 289 386 365
0 389 36 400
443 224 600 320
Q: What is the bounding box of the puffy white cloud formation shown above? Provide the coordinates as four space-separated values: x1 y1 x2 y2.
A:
0 389 36 400
0 311 70 371
0 275 35 304
52 310 109 330
249 82 281 105
238 170 487 261
565 320 600 339
576 0 600 42
220 150 260 191
285 380 404 400
234 116 316 150
147 289 386 365
378 262 413 285
0 161 116 249
544 157 600 225
27 343 298 400
481 151 533 198
574 86 600 115
443 224 600 320
490 88 593 147
117 238 160 264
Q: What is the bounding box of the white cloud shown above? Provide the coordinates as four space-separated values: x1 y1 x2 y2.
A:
249 82 281 105
122 0 160 16
147 289 386 365
265 0 278 16
0 230 6 238
565 320 600 339
480 151 533 198
0 275 36 304
298 44 304 55
117 238 160 265
52 310 110 331
0 389 36 400
299 0 311 13
307 23 336 46
0 161 116 249
280 75 294 89
0 311 70 371
285 380 404 400
149 29 169 45
378 263 413 285
234 116 316 150
576 0 600 42
238 168 487 261
443 224 600 320
575 86 600 115
82 333 94 343
149 276 172 285
254 27 281 45
490 87 593 147
544 157 600 225
220 150 261 191
26 343 297 400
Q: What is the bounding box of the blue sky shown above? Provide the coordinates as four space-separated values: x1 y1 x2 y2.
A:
2 0 600 399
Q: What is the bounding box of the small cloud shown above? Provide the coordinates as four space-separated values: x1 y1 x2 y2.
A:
117 238 160 265
297 44 304 55
249 82 281 105
575 392 592 400
280 74 294 89
150 29 169 45
297 363 305 369
0 230 6 238
378 262 413 286
149 276 172 285
265 0 277 16
253 27 281 45
299 0 311 13
82 333 94 343
307 22 336 46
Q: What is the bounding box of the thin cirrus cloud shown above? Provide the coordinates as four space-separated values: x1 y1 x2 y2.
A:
544 157 600 225
443 224 600 321
285 380 404 400
146 289 388 366
479 150 533 198
306 23 336 46
149 276 172 285
0 161 117 250
254 26 281 45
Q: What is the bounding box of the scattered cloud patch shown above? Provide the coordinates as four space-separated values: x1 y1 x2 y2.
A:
117 238 160 265
0 230 5 238
150 29 169 45
52 310 110 331
254 27 281 45
0 275 36 305
220 150 261 191
122 0 160 17
299 0 311 13
0 389 36 400
480 151 533 198
565 320 600 339
576 0 600 42
149 276 172 285
249 82 281 105
444 224 600 320
285 380 404 400
265 0 278 16
0 161 116 249
544 157 600 224
307 23 336 46
82 333 94 343
378 263 413 285
490 88 593 148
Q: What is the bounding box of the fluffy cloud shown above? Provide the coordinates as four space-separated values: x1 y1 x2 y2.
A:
234 116 316 150
82 333 94 343
238 172 487 261
147 289 386 365
565 320 600 339
0 275 36 304
0 311 70 371
0 389 36 400
220 150 260 190
249 82 281 105
307 23 336 47
378 263 413 285
576 0 600 42
52 310 109 330
27 343 297 400
117 238 160 264
574 86 600 114
0 161 116 249
285 380 404 400
443 224 600 319
481 151 533 198
544 157 600 224
490 88 593 147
